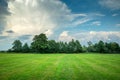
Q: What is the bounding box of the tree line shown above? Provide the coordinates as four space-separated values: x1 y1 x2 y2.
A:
8 33 120 53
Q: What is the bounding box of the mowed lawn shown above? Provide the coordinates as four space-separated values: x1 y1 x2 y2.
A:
0 53 120 80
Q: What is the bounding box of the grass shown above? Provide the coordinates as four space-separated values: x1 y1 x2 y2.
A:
0 53 120 80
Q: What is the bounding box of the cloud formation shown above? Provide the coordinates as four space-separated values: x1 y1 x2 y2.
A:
4 0 97 37
59 31 120 45
1 0 106 37
6 0 72 36
6 0 90 36
112 13 119 16
99 0 120 10
73 18 90 26
58 31 74 42
91 21 101 26
116 24 120 27
0 0 10 33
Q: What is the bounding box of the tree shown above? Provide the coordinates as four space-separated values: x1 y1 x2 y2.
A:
75 40 83 53
12 40 22 52
87 41 95 52
31 33 48 52
68 39 75 53
47 40 57 53
109 42 120 53
67 39 83 53
64 42 69 53
82 45 87 52
104 42 109 53
22 43 30 53
97 40 105 53
58 41 65 53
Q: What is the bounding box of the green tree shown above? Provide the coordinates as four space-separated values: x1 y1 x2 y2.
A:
68 39 83 53
22 43 30 53
12 40 22 52
64 42 69 53
68 39 75 53
97 40 105 53
109 42 120 53
58 41 65 53
75 40 83 53
31 33 48 52
47 40 57 53
82 45 87 52
87 41 95 52
104 42 110 53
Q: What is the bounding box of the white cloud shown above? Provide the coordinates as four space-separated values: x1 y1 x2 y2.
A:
59 31 75 42
4 0 92 38
91 21 101 26
72 13 87 17
112 13 119 16
80 31 120 43
72 13 105 26
116 24 120 27
58 31 120 44
73 18 91 26
99 0 120 10
4 0 106 37
94 13 105 16
44 29 53 37
6 0 74 36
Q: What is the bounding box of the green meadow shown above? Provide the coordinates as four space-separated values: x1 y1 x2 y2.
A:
0 53 120 80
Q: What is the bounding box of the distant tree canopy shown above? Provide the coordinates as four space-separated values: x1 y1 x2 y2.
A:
86 41 120 53
22 43 30 53
12 40 22 52
31 33 48 52
8 33 120 53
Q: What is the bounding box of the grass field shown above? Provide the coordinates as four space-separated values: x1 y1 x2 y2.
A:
0 53 120 80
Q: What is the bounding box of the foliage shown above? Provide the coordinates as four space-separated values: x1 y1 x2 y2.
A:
8 33 120 53
87 41 120 53
22 43 30 53
12 40 22 52
31 33 48 52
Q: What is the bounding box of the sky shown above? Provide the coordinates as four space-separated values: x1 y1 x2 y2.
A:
0 0 120 50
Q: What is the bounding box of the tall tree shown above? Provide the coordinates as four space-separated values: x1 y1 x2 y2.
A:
87 41 95 52
75 40 83 53
31 33 48 52
68 39 78 53
58 41 65 53
64 42 69 53
47 40 57 53
109 42 120 53
22 43 30 53
97 40 105 53
12 40 22 52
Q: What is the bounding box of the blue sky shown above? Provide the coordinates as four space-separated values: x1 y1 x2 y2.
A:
61 0 120 30
0 0 120 50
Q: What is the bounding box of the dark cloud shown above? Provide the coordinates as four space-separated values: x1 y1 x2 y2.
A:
18 35 32 40
0 0 10 34
0 0 9 14
6 30 14 33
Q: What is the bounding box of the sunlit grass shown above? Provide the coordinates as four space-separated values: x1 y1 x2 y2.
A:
0 53 120 80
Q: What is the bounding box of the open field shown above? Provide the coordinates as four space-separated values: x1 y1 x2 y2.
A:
0 53 120 80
